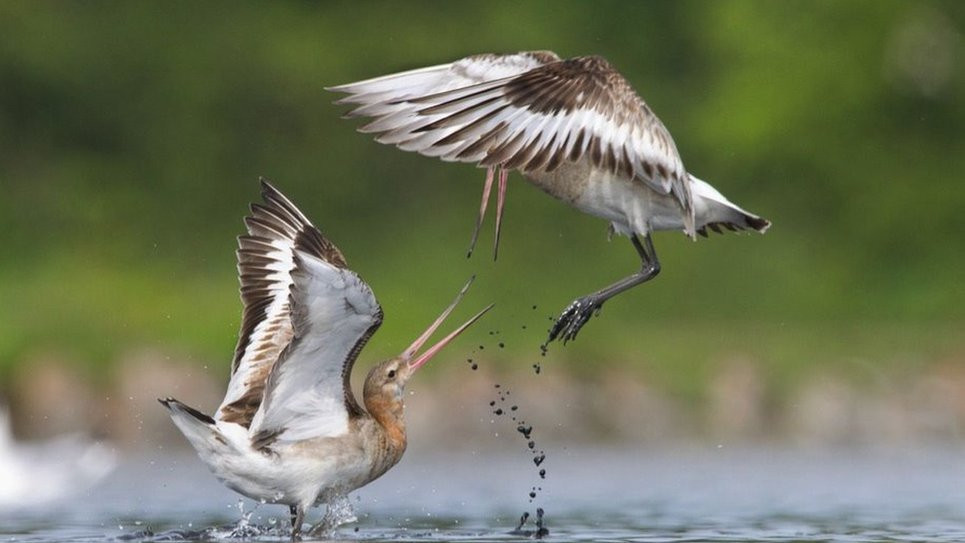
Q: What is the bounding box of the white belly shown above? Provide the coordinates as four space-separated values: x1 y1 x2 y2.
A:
199 433 374 508
524 161 687 237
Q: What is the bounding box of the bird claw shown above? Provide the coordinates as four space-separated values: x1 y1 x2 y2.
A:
545 297 602 345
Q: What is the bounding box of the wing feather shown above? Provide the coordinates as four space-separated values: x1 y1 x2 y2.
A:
330 52 695 235
216 180 355 430
248 249 382 448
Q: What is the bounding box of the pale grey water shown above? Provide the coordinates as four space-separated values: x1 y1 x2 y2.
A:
4 446 965 542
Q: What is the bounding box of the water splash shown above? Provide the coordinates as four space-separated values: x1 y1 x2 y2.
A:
509 508 549 539
115 500 292 542
534 508 549 538
308 493 357 537
164 500 278 540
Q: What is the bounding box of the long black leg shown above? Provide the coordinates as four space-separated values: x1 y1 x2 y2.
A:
290 505 304 541
545 233 661 345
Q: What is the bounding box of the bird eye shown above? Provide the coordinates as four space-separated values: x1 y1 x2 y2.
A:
387 369 396 379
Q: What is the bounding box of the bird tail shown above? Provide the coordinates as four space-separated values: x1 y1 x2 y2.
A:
159 397 231 456
689 174 771 237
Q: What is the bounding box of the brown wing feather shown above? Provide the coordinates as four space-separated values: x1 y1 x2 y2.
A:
334 53 694 231
218 179 352 428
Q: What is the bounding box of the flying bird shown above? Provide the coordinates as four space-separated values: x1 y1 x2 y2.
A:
328 51 769 344
160 180 491 539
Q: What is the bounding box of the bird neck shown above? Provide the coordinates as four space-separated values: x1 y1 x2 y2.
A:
364 393 407 454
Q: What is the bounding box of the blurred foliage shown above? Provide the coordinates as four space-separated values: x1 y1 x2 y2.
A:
1 1 963 397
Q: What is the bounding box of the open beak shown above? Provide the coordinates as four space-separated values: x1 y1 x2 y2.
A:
403 276 494 372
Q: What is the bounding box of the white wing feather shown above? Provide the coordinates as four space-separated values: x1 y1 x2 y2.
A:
248 250 381 444
329 52 695 234
327 52 556 106
217 236 296 423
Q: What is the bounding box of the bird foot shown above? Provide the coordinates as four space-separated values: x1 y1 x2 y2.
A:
545 297 603 346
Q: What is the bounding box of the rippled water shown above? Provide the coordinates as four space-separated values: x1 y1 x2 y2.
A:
4 446 965 542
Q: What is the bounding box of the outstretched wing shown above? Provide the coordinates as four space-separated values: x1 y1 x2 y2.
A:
216 180 359 431
247 247 382 449
327 50 560 121
329 52 694 235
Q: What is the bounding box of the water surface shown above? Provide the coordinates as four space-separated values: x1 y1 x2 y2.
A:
4 446 965 542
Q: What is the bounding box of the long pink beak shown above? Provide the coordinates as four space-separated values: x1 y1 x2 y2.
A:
404 276 494 371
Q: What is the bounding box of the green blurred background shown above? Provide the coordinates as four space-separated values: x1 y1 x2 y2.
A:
1 1 963 442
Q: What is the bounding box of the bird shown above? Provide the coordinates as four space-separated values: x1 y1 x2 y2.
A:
159 180 491 539
327 51 770 345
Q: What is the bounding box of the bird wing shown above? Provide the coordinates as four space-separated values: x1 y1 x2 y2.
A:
329 53 694 234
217 180 380 443
327 50 561 118
235 185 381 449
247 248 382 449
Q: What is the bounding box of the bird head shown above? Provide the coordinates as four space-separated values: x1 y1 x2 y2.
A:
363 277 492 414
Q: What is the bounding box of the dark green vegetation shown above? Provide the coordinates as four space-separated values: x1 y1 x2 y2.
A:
1 2 963 402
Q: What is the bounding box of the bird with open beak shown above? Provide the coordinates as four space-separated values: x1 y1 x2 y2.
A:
160 180 491 539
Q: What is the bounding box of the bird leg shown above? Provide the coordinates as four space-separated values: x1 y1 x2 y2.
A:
545 233 661 345
493 167 509 260
290 505 304 541
466 166 495 258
